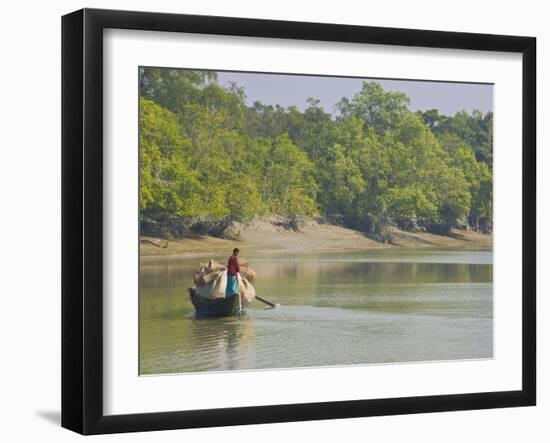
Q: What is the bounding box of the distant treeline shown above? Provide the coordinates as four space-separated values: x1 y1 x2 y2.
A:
139 68 493 235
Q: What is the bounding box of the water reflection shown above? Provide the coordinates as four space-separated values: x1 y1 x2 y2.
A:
188 316 256 372
250 261 492 284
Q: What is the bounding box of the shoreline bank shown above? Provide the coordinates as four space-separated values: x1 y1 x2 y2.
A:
140 222 492 261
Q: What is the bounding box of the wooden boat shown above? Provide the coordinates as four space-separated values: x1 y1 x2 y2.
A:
188 287 244 318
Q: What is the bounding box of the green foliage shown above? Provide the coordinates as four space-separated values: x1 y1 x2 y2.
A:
337 81 410 132
140 70 493 235
318 143 366 219
263 134 318 215
418 108 493 168
139 68 217 114
139 98 203 216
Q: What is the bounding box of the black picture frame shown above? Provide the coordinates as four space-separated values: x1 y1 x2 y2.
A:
61 8 536 435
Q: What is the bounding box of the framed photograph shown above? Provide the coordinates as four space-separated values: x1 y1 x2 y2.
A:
62 8 536 435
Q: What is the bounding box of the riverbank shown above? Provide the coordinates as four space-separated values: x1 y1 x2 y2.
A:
140 220 492 260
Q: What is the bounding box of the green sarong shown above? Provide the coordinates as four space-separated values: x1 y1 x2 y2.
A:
226 274 239 297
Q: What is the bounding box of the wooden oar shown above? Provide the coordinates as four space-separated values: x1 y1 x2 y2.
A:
256 295 278 308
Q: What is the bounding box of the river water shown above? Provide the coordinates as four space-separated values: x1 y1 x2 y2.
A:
139 248 493 375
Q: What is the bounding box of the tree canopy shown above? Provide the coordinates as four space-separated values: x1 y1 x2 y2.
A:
139 68 493 235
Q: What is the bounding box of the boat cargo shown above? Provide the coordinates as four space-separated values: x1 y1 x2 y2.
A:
188 259 256 318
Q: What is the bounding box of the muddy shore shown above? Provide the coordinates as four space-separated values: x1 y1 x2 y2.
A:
140 221 492 261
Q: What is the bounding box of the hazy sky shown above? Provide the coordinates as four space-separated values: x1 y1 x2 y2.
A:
217 71 493 116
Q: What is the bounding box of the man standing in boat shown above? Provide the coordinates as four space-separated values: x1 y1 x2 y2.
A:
226 248 240 299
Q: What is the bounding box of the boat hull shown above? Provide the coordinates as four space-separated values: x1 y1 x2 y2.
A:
189 288 244 318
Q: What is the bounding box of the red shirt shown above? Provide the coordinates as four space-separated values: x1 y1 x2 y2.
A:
227 255 240 276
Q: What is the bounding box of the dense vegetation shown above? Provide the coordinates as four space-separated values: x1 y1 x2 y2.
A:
139 68 493 237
